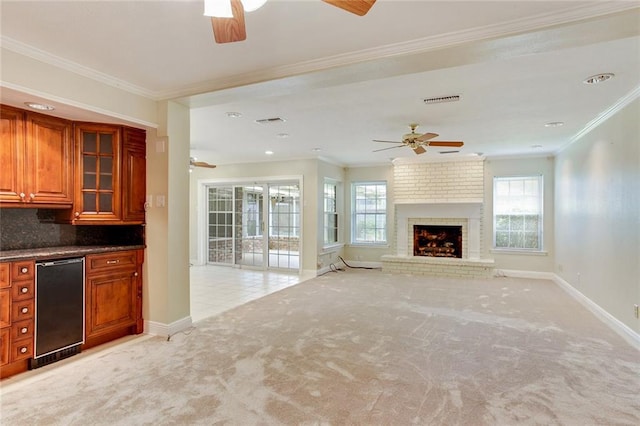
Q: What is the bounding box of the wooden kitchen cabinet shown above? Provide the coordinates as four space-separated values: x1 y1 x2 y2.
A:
121 127 147 223
84 249 144 348
0 105 73 207
56 123 146 225
0 260 35 378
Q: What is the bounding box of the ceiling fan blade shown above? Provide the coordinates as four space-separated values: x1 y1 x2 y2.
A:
373 139 403 144
322 0 376 16
373 145 404 153
211 0 246 44
428 141 464 147
192 161 217 168
416 132 439 142
412 146 426 155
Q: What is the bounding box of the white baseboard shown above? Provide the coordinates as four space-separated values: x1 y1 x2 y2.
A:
496 269 556 280
552 274 640 351
145 316 193 338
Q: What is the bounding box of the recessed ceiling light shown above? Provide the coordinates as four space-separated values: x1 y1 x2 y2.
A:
544 121 564 127
277 133 290 138
583 73 614 84
311 148 322 152
226 112 242 118
24 102 55 111
265 150 274 155
531 144 543 149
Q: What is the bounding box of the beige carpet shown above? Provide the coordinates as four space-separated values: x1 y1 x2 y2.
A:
1 270 639 425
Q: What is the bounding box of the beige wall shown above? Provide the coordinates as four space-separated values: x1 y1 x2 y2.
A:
555 98 640 332
483 156 556 273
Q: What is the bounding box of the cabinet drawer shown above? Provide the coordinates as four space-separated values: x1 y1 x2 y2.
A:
12 299 34 322
86 251 137 274
0 263 9 288
11 338 33 362
11 319 34 341
11 261 35 282
11 280 34 301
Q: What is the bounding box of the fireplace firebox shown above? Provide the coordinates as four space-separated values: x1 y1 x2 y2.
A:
413 225 462 258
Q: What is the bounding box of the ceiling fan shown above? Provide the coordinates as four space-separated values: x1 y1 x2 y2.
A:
208 0 376 44
373 124 464 155
190 157 216 169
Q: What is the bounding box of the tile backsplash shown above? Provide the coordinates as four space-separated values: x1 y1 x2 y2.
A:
0 208 144 251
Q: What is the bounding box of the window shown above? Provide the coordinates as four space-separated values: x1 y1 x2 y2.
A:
323 181 339 245
493 175 543 250
352 182 387 244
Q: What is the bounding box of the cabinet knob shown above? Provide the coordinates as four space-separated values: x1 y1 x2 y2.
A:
74 212 80 218
134 272 139 277
19 192 26 201
21 287 28 294
21 307 28 314
29 193 35 200
20 347 27 354
20 267 28 274
21 327 28 334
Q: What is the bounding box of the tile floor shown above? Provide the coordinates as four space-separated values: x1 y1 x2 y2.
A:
190 264 316 322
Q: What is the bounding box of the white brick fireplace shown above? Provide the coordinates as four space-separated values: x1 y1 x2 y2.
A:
382 158 495 278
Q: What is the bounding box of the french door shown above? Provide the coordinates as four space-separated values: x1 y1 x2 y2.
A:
206 182 300 271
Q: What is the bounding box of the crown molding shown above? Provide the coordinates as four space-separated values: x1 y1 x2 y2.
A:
561 84 640 152
1 36 157 100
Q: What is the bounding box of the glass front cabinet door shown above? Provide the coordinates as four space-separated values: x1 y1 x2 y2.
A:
73 124 121 222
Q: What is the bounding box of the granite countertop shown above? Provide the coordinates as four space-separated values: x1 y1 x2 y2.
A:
0 245 146 262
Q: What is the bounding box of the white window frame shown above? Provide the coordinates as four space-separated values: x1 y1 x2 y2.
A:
323 180 339 246
351 181 387 245
493 175 543 251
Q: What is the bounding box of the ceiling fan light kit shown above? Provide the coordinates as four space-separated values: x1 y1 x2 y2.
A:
208 0 376 43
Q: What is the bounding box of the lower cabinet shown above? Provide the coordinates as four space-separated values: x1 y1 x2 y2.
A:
84 249 144 348
0 249 144 379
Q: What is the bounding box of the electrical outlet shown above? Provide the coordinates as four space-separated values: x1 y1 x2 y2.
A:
634 304 639 319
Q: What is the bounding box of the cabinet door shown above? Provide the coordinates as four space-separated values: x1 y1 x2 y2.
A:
0 105 25 203
121 127 146 223
85 270 137 339
73 124 121 222
24 112 73 205
0 327 9 366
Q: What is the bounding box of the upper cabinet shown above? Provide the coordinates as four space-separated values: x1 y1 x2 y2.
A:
0 105 73 207
57 123 147 225
1 104 147 225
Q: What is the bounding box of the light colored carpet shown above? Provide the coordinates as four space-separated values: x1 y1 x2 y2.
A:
1 270 639 425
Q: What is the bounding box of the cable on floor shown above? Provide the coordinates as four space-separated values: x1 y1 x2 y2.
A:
338 256 382 270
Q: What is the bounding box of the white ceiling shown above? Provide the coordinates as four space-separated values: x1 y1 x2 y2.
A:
1 1 639 167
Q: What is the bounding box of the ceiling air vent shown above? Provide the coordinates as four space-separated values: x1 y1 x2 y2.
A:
255 117 286 124
423 95 461 105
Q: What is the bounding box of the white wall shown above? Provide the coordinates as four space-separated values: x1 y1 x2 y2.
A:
483 156 555 273
555 98 640 332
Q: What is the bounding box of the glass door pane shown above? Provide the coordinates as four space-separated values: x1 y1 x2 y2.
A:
268 183 300 270
236 185 264 268
207 186 234 264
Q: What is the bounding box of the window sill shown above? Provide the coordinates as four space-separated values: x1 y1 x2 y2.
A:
322 243 344 253
490 249 548 256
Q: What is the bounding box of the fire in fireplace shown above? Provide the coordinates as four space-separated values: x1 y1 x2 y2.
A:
413 225 462 258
